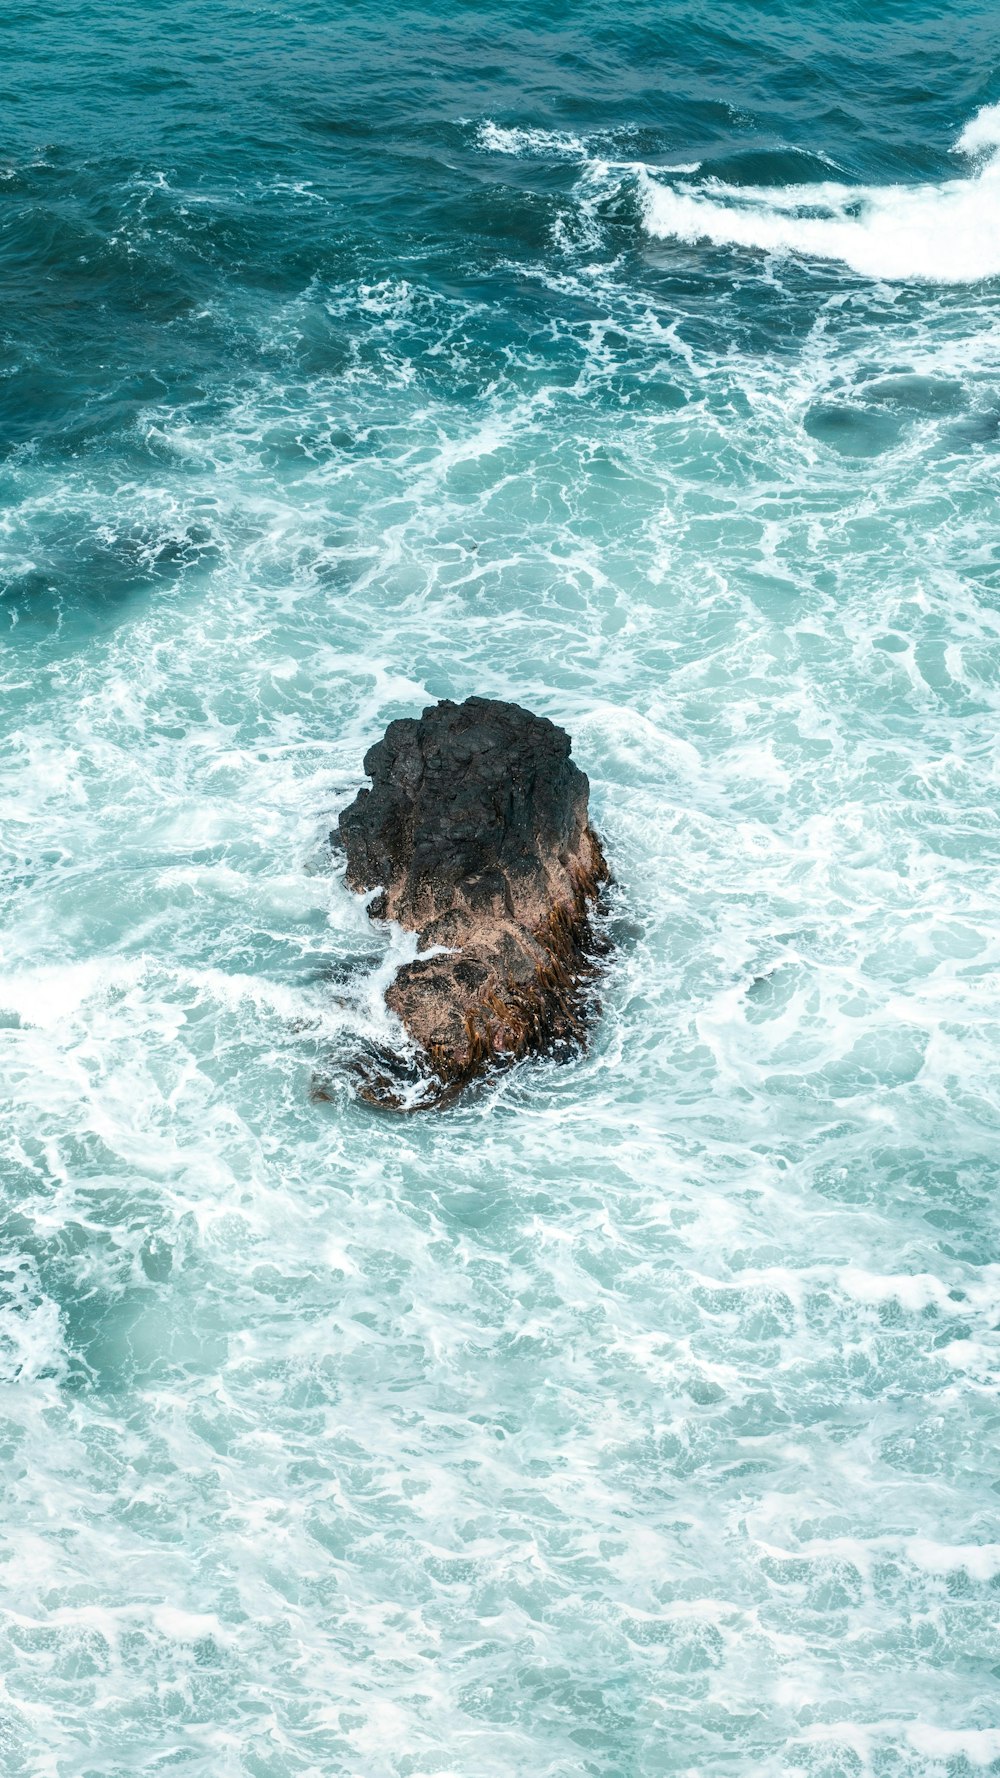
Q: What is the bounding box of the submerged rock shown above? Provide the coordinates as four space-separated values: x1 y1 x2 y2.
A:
337 696 609 1105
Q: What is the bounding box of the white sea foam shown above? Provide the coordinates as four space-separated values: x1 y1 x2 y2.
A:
477 121 586 158
0 958 146 1027
476 119 700 176
954 101 1000 158
642 103 1000 282
906 1538 1000 1582
4 137 1000 1773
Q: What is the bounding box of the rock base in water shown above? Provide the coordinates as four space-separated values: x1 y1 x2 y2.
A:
337 696 609 1105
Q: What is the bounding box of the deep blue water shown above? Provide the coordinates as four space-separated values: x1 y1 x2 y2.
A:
2 5 1000 1775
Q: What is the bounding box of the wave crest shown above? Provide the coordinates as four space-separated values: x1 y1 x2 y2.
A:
642 104 1000 284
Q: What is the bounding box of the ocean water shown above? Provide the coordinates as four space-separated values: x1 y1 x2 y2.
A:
2 2 1000 1772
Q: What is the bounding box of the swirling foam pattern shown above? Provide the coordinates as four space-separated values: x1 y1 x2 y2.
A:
1 2 999 1774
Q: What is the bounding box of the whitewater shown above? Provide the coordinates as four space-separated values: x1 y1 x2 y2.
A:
1 3 999 1774
641 103 1000 282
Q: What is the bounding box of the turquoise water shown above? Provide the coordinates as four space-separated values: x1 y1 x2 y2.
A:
3 3 1000 1772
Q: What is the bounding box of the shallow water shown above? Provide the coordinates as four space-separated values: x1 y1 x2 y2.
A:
2 4 1000 1774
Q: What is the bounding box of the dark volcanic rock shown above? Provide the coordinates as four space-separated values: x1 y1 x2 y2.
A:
337 696 609 1103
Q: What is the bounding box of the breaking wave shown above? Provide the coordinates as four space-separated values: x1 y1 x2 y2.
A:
642 103 1000 282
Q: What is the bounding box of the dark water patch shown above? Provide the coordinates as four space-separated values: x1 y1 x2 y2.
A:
140 1235 174 1282
1 200 199 319
803 402 904 458
0 514 221 636
419 181 567 255
301 109 386 144
942 409 1000 450
1 367 216 458
605 374 689 412
861 374 967 416
637 243 886 355
696 146 850 186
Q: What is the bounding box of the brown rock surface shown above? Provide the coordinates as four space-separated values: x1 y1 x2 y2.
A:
337 696 609 1102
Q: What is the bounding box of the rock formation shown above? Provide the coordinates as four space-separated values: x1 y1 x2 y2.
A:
337 696 609 1104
